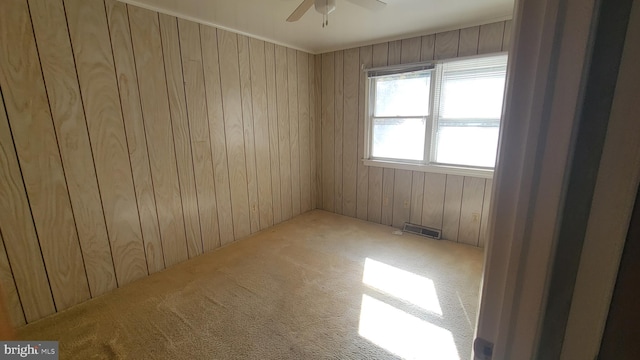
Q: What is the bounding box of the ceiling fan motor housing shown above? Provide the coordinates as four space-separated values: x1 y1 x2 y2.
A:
315 0 336 15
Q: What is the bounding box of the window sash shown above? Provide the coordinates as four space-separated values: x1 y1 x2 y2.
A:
437 69 507 121
432 125 501 168
370 116 430 163
372 71 432 118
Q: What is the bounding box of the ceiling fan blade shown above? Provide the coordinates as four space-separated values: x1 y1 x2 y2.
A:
287 0 315 22
345 0 387 11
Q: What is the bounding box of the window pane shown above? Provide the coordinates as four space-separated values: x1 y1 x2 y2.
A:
440 69 506 119
434 126 499 167
375 73 431 117
372 118 425 161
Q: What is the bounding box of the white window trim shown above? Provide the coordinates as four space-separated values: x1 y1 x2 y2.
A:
362 159 494 178
362 52 509 179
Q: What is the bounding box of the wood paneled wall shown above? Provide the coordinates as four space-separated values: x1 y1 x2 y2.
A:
0 0 316 325
0 0 509 325
316 20 512 247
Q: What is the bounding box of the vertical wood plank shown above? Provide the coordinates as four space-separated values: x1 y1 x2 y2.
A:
30 0 117 296
420 35 436 61
479 179 493 248
388 40 402 65
128 6 189 266
309 54 317 210
410 172 425 224
356 45 372 220
0 231 25 326
381 168 395 226
334 50 344 215
314 54 323 208
367 43 388 223
297 51 312 213
422 173 446 229
502 20 513 51
249 38 274 228
105 0 164 274
321 52 335 212
200 25 235 245
178 18 221 251
0 0 90 311
459 177 486 246
342 48 359 217
478 22 506 54
442 175 464 241
458 26 480 57
392 170 412 228
218 29 251 239
287 48 301 217
66 0 149 287
368 166 383 224
435 30 460 59
238 35 260 232
264 42 282 224
159 14 203 258
401 37 422 63
0 89 55 322
275 45 293 219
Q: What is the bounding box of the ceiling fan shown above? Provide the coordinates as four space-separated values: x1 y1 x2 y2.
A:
287 0 387 27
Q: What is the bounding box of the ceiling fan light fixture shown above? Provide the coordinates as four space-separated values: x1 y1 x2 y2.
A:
286 0 386 24
315 0 336 16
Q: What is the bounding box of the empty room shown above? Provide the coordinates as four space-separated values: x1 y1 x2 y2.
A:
0 0 638 359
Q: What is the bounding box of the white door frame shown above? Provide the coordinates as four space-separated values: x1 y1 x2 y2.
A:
475 0 640 358
560 1 640 358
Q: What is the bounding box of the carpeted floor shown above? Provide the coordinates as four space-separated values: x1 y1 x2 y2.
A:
18 210 484 359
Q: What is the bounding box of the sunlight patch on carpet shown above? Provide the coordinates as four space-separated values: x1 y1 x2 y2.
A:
362 258 442 315
358 294 459 360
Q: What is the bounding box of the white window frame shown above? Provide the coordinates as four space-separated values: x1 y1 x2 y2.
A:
363 53 508 179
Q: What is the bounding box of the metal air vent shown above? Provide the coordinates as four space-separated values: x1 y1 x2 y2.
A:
402 223 442 239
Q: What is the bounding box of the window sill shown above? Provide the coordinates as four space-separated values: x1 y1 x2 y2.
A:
362 159 493 179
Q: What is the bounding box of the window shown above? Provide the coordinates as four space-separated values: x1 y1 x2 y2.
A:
366 54 508 174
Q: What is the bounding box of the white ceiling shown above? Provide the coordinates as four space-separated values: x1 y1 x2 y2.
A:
119 0 514 54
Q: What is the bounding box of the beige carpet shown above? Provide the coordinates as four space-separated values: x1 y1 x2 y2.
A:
19 210 484 359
